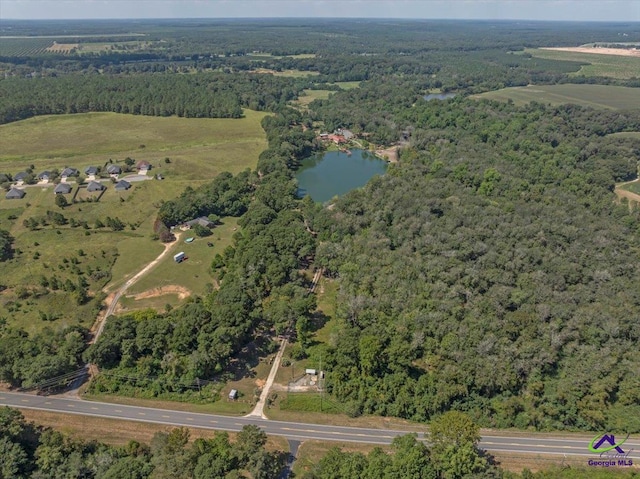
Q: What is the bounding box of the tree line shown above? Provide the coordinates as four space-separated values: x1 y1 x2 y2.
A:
0 72 303 124
0 407 284 479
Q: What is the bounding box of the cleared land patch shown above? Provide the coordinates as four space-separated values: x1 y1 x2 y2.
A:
0 111 267 332
526 48 640 79
292 89 333 109
472 84 640 110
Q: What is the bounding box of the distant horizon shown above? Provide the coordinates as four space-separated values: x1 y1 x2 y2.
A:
1 1 639 22
2 17 640 23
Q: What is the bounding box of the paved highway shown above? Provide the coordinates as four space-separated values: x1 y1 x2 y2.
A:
1 391 638 460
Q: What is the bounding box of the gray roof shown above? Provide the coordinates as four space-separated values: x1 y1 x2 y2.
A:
6 188 26 199
137 161 151 170
54 183 72 194
186 217 214 228
14 172 28 181
107 165 121 174
85 166 99 175
114 179 131 191
86 181 105 192
61 167 78 177
38 171 51 179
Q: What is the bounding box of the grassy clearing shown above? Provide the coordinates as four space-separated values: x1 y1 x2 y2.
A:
127 217 239 297
0 111 267 332
252 68 319 78
609 131 640 140
526 48 640 79
333 81 362 90
620 180 640 195
83 391 252 416
0 110 267 179
293 89 333 108
472 84 640 110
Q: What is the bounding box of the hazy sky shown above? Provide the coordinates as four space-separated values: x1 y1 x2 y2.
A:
1 0 639 22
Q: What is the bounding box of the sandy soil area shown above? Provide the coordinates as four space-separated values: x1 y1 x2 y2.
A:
129 285 191 301
375 146 399 163
541 47 640 57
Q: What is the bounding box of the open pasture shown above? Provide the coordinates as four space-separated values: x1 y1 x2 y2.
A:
526 48 640 79
0 110 268 180
0 111 267 331
472 84 640 110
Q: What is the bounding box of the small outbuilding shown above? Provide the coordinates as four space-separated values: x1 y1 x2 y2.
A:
174 251 186 263
305 369 317 376
114 179 131 191
5 188 26 200
54 183 72 195
185 216 215 229
229 389 238 400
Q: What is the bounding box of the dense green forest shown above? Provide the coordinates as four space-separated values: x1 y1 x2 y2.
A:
311 98 640 431
0 407 285 479
0 73 302 124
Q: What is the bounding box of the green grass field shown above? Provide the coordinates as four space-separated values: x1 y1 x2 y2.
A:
333 81 362 90
526 48 640 79
609 131 640 140
472 84 640 110
0 110 268 179
292 89 333 109
126 217 240 297
620 181 640 195
0 111 267 332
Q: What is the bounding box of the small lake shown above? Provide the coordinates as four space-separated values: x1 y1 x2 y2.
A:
296 149 388 202
424 92 456 101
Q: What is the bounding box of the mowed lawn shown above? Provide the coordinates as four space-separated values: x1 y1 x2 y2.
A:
0 110 268 180
472 84 640 110
526 48 640 79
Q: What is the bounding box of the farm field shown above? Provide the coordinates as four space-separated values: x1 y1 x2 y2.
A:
0 110 268 180
0 111 268 332
526 48 640 79
472 84 640 110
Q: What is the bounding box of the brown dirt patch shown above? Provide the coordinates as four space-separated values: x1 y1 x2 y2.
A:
255 379 266 388
375 146 399 163
129 285 191 301
542 47 640 57
615 182 640 209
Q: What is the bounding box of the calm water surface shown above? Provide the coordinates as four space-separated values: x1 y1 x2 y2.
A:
296 149 388 202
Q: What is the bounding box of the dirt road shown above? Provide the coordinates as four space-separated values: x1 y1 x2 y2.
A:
92 232 181 342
